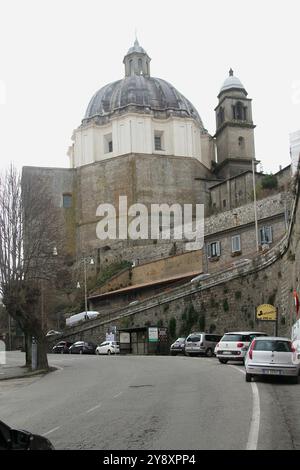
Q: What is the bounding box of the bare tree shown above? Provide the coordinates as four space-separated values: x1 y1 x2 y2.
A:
0 165 64 370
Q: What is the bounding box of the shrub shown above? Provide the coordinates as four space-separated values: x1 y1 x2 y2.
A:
199 315 206 331
169 317 177 338
261 174 278 190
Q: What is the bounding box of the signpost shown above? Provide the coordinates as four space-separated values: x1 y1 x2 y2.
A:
148 327 159 342
256 304 278 336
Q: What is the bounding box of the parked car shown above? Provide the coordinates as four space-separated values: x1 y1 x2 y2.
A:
46 330 62 337
170 337 186 355
185 332 222 357
52 341 73 354
96 341 120 355
66 311 100 327
0 420 54 450
245 336 299 383
190 274 210 283
69 341 97 354
215 331 268 364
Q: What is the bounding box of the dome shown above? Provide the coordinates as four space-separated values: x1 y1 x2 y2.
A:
219 69 247 96
83 75 205 129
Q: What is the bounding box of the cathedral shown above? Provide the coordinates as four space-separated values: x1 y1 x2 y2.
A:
23 39 286 276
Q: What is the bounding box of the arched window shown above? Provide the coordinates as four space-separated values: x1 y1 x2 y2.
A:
129 59 133 75
218 107 224 127
235 101 243 120
138 58 142 74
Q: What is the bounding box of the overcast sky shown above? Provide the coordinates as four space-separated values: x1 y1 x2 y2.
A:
0 0 299 173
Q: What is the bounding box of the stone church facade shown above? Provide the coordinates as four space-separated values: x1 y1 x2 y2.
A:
22 40 291 296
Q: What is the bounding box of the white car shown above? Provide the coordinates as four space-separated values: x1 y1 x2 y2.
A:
215 331 267 364
245 336 299 383
96 341 120 355
46 330 62 336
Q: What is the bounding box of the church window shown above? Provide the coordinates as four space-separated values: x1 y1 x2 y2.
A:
63 193 72 208
154 131 164 151
223 199 227 208
104 133 113 153
243 107 247 120
218 107 224 126
138 58 142 74
236 102 243 120
129 59 133 75
238 136 245 149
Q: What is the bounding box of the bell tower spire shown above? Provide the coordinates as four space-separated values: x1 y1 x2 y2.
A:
214 69 256 178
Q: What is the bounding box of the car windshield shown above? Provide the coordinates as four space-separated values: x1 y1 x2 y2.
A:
253 340 292 352
222 334 258 342
186 335 201 342
176 338 185 342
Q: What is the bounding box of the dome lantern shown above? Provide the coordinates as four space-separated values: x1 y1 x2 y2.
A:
123 38 151 77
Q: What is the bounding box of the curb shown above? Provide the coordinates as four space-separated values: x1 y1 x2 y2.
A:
0 366 58 381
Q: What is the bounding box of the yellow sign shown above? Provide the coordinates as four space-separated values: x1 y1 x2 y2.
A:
256 304 277 321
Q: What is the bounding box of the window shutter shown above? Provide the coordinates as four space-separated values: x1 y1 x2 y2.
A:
259 228 264 244
267 226 273 243
216 241 221 256
232 235 241 252
207 243 211 258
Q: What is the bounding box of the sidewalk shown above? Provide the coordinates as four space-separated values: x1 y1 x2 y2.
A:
0 364 50 381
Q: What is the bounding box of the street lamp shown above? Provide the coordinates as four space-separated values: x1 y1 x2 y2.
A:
77 256 95 318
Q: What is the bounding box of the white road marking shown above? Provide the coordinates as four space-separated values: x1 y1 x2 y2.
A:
42 426 61 436
86 403 102 414
228 365 260 450
113 392 123 398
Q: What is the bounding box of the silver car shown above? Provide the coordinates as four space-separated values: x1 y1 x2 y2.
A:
245 336 299 383
185 332 222 357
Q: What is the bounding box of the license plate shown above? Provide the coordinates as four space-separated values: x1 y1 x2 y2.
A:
223 351 231 355
263 369 281 375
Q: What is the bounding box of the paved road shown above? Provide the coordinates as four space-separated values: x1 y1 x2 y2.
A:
0 352 299 450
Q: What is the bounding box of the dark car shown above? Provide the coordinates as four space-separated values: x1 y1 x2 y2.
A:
69 341 97 354
52 341 73 354
170 337 186 356
0 420 54 450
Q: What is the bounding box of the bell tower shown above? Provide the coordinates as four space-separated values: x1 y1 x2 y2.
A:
214 69 256 178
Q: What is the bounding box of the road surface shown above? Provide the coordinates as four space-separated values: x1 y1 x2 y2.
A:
0 352 300 450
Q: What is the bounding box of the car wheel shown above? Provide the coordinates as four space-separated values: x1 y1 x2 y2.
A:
96 350 100 355
107 350 111 355
218 359 228 364
206 348 213 357
171 352 177 356
245 372 252 382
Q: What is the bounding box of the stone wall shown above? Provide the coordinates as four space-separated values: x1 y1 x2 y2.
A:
48 168 300 351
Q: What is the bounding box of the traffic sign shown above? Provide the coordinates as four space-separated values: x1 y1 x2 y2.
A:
256 304 277 321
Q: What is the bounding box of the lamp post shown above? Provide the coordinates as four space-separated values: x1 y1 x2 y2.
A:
77 256 95 318
252 159 259 252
